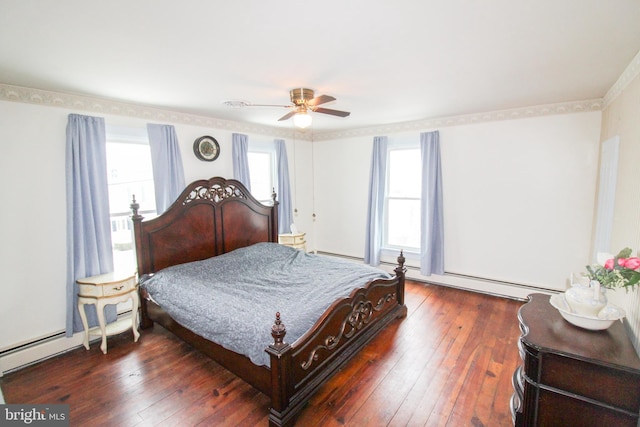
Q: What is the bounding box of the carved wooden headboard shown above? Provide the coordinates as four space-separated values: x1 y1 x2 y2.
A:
131 176 279 276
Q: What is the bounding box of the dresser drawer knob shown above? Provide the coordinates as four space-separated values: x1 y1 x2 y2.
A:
113 285 124 291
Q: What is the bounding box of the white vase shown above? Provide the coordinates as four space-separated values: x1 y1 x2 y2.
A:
564 281 607 317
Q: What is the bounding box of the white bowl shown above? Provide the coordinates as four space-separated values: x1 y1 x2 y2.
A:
549 293 626 331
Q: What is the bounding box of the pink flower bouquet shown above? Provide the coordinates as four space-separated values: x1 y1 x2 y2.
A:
586 248 640 291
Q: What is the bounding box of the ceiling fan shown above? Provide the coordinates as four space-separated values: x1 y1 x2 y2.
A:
225 88 350 128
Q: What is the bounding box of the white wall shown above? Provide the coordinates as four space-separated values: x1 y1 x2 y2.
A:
313 112 602 297
599 64 640 352
0 101 68 351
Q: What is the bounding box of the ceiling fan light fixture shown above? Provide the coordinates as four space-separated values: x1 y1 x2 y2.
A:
228 87 349 127
293 111 312 128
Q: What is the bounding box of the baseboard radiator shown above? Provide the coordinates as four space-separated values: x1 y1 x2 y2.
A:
0 310 133 376
315 250 554 300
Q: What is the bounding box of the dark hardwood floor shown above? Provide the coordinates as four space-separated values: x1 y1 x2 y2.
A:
1 281 523 426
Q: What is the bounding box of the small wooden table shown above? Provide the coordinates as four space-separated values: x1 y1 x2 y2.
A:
77 272 140 354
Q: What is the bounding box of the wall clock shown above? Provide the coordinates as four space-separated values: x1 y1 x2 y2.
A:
193 135 220 161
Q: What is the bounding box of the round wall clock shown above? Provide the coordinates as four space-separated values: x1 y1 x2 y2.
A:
193 136 220 161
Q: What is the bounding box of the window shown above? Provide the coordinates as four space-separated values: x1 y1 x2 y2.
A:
384 146 421 251
248 145 276 204
105 128 156 273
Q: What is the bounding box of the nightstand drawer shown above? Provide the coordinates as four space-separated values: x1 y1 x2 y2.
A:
102 276 137 296
77 273 137 298
279 233 306 245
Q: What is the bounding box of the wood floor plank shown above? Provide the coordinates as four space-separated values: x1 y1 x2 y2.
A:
422 294 488 426
0 281 523 427
489 316 523 427
443 293 514 426
444 294 510 426
402 291 484 426
473 298 520 427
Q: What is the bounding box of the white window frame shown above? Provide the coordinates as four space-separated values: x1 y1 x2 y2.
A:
382 138 422 256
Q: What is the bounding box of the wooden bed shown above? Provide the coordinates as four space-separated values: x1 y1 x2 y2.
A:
130 176 407 427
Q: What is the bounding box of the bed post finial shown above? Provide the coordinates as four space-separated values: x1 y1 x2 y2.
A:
271 188 277 204
271 312 287 347
397 250 406 270
130 194 143 221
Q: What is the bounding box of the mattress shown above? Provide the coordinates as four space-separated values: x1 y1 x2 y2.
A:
140 242 391 366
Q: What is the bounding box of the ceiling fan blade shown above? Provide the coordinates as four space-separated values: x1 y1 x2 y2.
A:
313 107 351 117
249 103 292 108
307 95 336 107
278 110 298 121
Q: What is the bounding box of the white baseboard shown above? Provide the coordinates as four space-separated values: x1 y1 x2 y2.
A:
1 312 136 377
316 250 555 300
404 269 550 300
0 332 87 377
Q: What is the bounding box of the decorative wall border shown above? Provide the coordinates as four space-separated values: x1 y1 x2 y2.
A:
603 48 640 108
0 83 297 139
0 82 603 142
313 99 604 141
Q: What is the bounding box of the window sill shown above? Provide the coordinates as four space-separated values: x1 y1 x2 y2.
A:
381 247 419 262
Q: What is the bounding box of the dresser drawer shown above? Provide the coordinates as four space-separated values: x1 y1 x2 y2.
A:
537 387 638 426
541 352 640 412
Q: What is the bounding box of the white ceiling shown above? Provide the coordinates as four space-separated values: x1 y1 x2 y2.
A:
1 0 639 134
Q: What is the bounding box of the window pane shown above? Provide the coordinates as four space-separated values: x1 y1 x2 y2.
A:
106 141 156 273
107 143 156 213
385 146 422 251
388 149 421 198
248 151 274 202
387 199 421 249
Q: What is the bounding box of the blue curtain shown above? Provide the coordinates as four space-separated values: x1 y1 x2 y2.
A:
65 114 116 336
420 130 445 275
232 133 251 191
275 139 294 233
146 123 186 214
364 136 388 266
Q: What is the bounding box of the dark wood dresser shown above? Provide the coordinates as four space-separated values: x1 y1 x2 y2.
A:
511 293 640 426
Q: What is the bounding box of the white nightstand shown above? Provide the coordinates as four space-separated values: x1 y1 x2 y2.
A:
77 271 140 354
278 232 306 251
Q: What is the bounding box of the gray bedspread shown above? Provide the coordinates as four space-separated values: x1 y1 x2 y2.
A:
140 242 392 366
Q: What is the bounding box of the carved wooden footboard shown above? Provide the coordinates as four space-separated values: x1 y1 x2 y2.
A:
267 259 407 427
